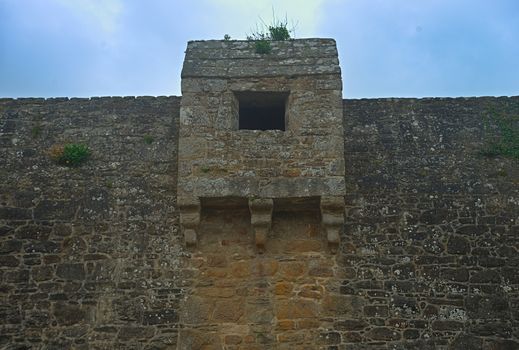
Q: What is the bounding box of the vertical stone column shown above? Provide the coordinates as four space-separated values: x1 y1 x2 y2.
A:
179 197 201 247
320 196 344 253
248 198 273 252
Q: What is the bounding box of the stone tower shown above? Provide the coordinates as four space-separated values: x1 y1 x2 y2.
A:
178 38 345 252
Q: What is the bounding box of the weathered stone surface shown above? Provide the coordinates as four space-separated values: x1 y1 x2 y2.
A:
323 295 364 317
465 295 510 319
143 309 178 325
1 45 518 350
118 326 155 340
484 339 519 350
53 303 89 326
470 270 501 283
178 39 345 249
0 96 182 349
56 263 85 280
0 255 19 267
447 235 471 254
276 299 317 319
0 239 22 253
368 327 401 341
450 333 483 349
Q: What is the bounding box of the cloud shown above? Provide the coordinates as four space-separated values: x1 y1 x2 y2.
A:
207 0 326 37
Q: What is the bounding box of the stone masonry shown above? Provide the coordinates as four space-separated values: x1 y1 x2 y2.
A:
177 38 347 348
0 38 518 349
178 39 345 252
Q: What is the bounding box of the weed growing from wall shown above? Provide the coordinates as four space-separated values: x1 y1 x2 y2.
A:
479 107 519 159
268 21 290 41
31 124 42 138
48 143 90 166
254 40 272 54
247 13 294 54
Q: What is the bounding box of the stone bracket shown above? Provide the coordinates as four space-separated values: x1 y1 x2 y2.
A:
320 196 344 253
179 197 201 247
248 198 273 253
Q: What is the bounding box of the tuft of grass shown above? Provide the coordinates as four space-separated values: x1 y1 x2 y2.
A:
31 124 42 138
479 107 519 160
254 40 272 54
247 12 294 54
223 34 231 41
48 143 90 167
268 22 290 41
143 135 154 144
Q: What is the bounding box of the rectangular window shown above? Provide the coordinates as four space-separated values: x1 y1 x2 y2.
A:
235 91 289 131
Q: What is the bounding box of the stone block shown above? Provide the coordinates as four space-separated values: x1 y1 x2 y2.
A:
0 255 19 267
364 305 389 317
212 300 244 322
298 284 324 299
230 261 251 278
245 303 274 324
0 207 32 220
251 258 278 276
484 339 519 350
322 295 364 317
31 266 54 281
441 268 469 282
34 200 77 220
143 309 178 325
368 327 401 341
284 239 322 253
297 319 320 329
465 295 510 319
53 303 90 326
0 239 22 254
179 296 214 324
4 270 29 283
56 263 85 280
308 260 334 277
274 282 293 296
334 319 368 331
318 331 341 345
279 261 306 281
276 320 295 330
224 335 242 345
197 287 234 298
118 326 155 340
470 270 501 283
450 333 483 349
276 299 318 319
447 235 471 254
432 320 463 331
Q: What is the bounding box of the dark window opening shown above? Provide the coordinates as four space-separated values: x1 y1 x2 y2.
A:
235 91 288 131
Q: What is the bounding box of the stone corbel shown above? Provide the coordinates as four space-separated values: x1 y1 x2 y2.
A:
320 196 344 253
248 198 273 253
179 197 201 247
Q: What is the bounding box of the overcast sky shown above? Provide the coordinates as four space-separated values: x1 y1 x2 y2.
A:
0 0 518 98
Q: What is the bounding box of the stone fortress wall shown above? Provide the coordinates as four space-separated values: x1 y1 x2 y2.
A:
0 41 518 349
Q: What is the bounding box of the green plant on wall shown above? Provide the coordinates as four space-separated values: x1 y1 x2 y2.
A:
254 39 272 54
143 134 154 144
479 107 519 159
48 143 90 166
247 12 294 54
31 124 42 138
268 20 291 41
